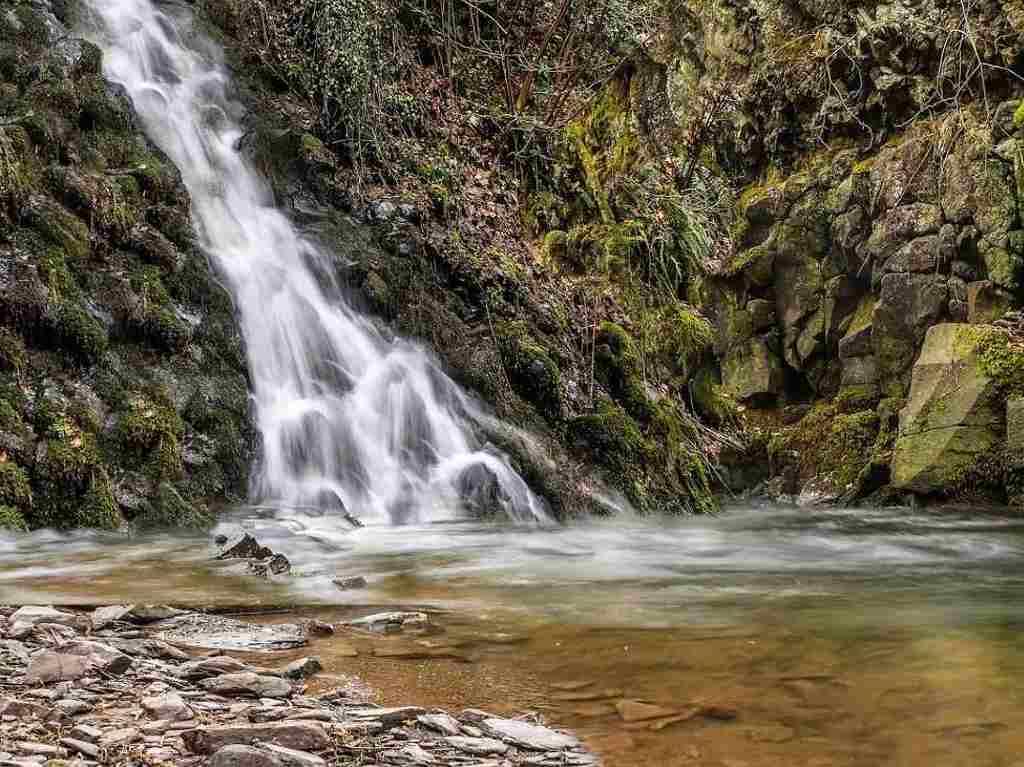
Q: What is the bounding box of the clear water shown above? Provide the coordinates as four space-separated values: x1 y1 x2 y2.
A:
80 0 548 525
4 506 1024 765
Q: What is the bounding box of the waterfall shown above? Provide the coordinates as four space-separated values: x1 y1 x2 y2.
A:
82 0 549 525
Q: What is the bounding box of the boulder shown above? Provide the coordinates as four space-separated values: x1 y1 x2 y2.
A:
721 337 784 401
872 273 948 393
967 281 1013 324
838 296 876 359
891 324 1005 493
1008 398 1024 453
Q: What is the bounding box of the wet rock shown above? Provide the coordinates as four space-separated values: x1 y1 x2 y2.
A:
182 722 329 754
349 611 430 634
444 736 508 755
614 700 679 723
141 692 193 722
280 657 321 681
482 718 579 750
217 534 273 561
158 615 308 651
200 673 292 699
417 713 461 736
331 576 367 590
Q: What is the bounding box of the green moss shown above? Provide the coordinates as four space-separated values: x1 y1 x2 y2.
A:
117 395 185 481
542 230 568 262
1014 101 1024 129
594 322 654 423
0 505 27 532
0 328 26 374
135 481 213 530
835 384 881 413
32 428 121 530
569 399 652 477
495 321 562 420
690 366 738 425
0 461 31 510
784 404 880 493
55 302 108 365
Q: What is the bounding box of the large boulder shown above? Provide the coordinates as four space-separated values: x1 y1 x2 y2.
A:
891 324 1006 493
721 337 784 402
872 273 948 394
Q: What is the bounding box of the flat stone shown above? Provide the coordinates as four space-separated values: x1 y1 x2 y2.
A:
109 638 189 660
25 652 91 684
347 706 425 725
444 736 508 756
179 656 252 680
127 605 187 623
9 606 80 628
262 744 327 767
91 605 134 630
158 615 308 652
100 727 141 748
15 742 64 757
69 724 102 743
181 722 329 754
62 640 132 674
331 576 367 590
280 657 321 680
615 700 679 723
482 718 578 751
417 713 461 736
58 738 98 758
201 672 292 699
51 699 92 717
142 692 193 722
210 745 284 767
348 611 429 633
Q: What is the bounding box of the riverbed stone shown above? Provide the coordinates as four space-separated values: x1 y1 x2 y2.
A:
201 672 292 699
210 745 284 767
90 605 133 630
444 736 509 755
182 722 329 754
417 713 461 736
891 324 1005 493
349 612 430 633
280 657 322 680
142 692 193 722
9 607 80 628
615 700 679 722
261 744 327 767
482 717 579 750
25 652 92 684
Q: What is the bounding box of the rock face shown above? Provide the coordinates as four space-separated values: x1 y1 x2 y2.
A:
892 324 1006 493
0 0 253 533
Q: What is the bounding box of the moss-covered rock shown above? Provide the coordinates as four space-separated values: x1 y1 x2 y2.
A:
891 324 1007 494
0 504 27 532
496 321 562 420
134 481 213 530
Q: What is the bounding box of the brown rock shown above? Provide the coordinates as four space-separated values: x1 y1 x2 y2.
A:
615 700 679 723
182 722 329 754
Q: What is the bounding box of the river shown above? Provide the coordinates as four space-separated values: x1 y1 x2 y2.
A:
4 504 1024 766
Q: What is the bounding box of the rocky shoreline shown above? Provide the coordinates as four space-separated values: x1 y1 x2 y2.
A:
0 604 597 766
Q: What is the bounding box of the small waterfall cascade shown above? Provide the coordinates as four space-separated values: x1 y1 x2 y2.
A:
83 0 549 524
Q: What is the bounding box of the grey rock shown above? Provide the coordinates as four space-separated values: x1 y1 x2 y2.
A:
331 576 367 590
127 605 187 624
280 657 322 681
141 692 193 722
444 736 509 755
99 727 141 748
69 724 102 743
179 656 253 680
8 606 80 628
417 712 461 736
347 706 426 725
482 718 578 751
62 640 132 674
201 672 292 699
210 745 284 767
261 744 327 767
58 738 99 759
52 698 92 717
348 611 429 633
108 637 189 661
14 742 64 757
91 604 134 630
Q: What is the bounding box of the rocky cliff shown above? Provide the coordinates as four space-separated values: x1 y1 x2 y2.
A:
0 0 254 531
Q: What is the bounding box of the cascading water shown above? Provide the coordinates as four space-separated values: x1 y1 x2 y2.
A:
82 0 548 525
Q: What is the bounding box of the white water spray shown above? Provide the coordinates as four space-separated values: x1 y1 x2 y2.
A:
83 0 548 525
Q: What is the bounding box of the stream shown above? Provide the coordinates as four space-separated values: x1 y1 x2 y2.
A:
4 504 1024 766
